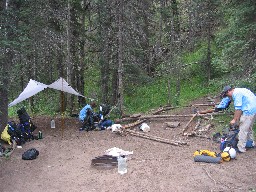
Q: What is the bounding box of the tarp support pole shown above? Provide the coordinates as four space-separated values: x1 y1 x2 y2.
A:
61 78 64 138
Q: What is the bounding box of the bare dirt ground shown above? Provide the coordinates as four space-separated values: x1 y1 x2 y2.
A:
1 97 256 192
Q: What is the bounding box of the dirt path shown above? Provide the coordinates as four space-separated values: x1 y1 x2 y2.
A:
1 98 256 192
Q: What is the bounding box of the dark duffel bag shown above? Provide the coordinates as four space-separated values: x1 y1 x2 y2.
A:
22 148 39 160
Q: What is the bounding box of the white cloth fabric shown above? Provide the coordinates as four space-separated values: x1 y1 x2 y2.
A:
48 77 84 97
8 79 48 107
8 77 85 107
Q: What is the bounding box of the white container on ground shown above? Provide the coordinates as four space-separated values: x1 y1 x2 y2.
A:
51 119 56 128
139 123 150 132
118 155 127 175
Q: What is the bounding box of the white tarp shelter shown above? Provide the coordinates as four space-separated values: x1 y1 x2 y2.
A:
48 77 84 97
8 77 84 107
8 79 48 107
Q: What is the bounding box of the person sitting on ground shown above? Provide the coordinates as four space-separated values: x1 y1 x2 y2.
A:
221 85 256 153
199 96 231 114
79 101 97 131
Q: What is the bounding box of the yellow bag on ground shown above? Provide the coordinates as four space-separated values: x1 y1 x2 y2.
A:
221 152 231 162
193 149 217 157
1 125 12 145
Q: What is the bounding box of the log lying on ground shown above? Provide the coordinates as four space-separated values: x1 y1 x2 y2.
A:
192 103 215 107
182 113 198 135
115 114 195 123
186 132 211 139
122 119 146 129
130 113 142 118
152 106 175 115
115 112 233 123
123 129 188 146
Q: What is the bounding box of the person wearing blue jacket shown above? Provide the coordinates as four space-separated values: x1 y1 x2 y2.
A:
221 85 256 153
199 96 231 114
79 102 96 131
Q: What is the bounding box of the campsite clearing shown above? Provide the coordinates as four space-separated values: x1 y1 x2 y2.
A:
1 97 256 192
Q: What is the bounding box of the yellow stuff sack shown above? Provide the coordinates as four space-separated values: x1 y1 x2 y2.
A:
193 150 217 158
1 125 12 145
221 152 231 162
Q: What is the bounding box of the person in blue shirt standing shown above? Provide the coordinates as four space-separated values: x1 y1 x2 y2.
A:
221 85 256 153
79 101 96 131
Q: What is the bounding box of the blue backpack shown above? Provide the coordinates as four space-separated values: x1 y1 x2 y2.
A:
220 128 254 151
220 129 239 151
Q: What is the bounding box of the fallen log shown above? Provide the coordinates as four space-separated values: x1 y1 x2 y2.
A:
115 114 194 123
130 113 142 118
192 103 215 107
123 129 188 146
187 132 211 139
123 119 146 129
182 113 198 135
115 112 233 123
152 106 175 115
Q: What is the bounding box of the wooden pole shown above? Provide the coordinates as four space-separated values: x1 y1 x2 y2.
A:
124 129 188 146
182 113 197 135
61 79 64 138
115 112 233 123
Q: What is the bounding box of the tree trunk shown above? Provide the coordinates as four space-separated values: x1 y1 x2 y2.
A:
117 0 124 116
0 0 16 132
0 51 10 132
172 0 181 105
66 0 72 113
98 1 111 104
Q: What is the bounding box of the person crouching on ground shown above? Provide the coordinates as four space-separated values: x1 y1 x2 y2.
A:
221 85 256 153
79 101 96 131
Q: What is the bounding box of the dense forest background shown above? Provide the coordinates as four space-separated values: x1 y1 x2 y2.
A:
0 0 255 132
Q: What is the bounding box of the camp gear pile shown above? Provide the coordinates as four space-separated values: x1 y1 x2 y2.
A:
220 123 239 151
1 107 37 145
80 104 112 131
193 149 235 163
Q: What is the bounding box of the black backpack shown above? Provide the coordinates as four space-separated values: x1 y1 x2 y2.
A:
17 107 37 132
16 107 37 142
100 104 111 116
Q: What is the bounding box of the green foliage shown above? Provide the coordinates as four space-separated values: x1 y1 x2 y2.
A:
215 1 256 75
4 0 256 121
83 62 101 101
182 41 226 80
182 45 205 78
124 78 167 114
8 90 64 118
124 77 219 114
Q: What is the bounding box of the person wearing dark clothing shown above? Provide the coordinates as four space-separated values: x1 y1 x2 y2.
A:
79 102 96 131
